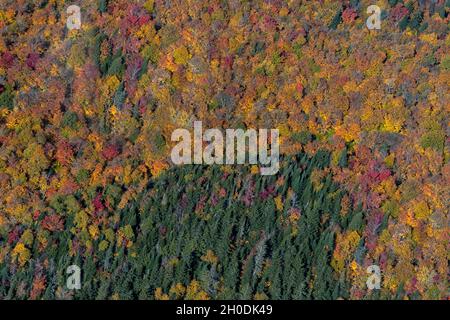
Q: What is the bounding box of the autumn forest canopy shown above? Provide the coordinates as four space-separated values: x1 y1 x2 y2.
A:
0 0 448 300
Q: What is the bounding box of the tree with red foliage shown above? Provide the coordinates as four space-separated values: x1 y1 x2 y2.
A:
93 193 105 213
41 214 64 232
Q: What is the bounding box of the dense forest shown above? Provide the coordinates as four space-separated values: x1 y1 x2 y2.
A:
0 0 448 299
1 152 365 300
